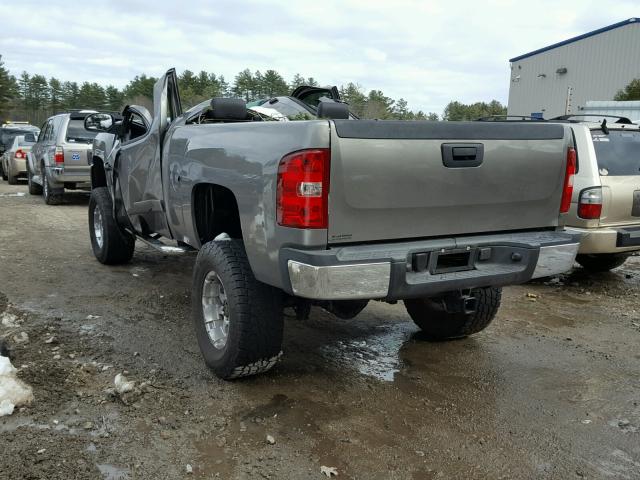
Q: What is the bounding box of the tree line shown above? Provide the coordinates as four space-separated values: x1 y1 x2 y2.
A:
0 54 510 125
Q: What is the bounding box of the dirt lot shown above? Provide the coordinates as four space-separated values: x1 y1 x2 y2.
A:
0 181 639 480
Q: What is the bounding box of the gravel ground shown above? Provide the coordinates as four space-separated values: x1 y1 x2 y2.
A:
0 181 639 480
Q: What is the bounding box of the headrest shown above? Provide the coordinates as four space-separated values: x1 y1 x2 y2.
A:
317 101 350 120
210 98 248 120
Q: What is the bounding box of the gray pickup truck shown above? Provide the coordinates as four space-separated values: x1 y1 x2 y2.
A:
87 68 581 379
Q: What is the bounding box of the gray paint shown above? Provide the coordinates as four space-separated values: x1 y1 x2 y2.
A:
93 69 577 295
163 119 331 287
508 20 640 119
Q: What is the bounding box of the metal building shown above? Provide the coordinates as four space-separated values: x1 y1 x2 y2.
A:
507 18 640 119
582 100 640 123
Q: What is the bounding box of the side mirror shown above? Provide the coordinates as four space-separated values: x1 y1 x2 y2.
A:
84 113 114 132
24 133 36 142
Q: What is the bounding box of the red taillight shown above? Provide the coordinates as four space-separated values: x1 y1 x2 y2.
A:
577 187 602 219
560 147 576 213
277 148 330 229
54 146 64 164
14 149 25 159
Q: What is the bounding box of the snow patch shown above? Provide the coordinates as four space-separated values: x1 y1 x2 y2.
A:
0 192 26 197
114 373 135 394
1 312 19 328
0 355 34 416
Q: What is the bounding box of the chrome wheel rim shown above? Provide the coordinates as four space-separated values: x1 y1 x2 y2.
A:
202 271 229 350
93 205 104 249
43 175 48 197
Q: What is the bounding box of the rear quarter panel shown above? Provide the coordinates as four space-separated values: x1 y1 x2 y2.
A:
163 120 330 287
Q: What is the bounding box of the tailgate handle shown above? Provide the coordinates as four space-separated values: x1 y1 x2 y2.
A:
441 143 484 168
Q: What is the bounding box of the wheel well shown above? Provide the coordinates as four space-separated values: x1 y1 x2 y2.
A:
91 157 107 188
193 184 242 244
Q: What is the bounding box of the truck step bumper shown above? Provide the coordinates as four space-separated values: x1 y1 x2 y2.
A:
282 231 581 301
287 261 391 300
531 243 580 279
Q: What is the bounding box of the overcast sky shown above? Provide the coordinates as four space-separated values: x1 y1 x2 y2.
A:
1 0 637 114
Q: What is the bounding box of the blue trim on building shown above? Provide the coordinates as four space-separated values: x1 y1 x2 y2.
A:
509 18 638 63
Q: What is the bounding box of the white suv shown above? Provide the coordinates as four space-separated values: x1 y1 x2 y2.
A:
555 115 640 272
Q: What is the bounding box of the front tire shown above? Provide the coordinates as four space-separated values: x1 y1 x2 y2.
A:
404 287 502 340
192 240 284 380
576 253 629 273
89 187 135 264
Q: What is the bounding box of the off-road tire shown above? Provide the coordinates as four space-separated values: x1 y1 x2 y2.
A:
0 164 6 181
42 170 63 205
7 172 17 185
576 253 629 273
192 240 284 380
404 287 502 340
27 164 42 195
89 187 135 265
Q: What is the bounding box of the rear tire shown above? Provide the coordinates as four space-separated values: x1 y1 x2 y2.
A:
1 163 6 181
43 170 63 205
27 164 42 195
89 187 135 265
576 253 629 273
7 172 17 185
404 287 502 340
192 240 284 380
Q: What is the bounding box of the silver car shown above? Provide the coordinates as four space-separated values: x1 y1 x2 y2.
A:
1 133 37 184
27 110 99 204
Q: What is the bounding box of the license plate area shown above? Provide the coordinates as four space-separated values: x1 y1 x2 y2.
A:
410 248 478 274
433 249 473 274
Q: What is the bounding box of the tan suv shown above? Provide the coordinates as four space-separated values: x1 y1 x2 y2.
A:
555 115 640 272
27 110 98 204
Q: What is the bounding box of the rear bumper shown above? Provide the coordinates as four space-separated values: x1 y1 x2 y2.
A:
566 226 640 254
8 158 26 176
47 166 91 187
281 231 581 300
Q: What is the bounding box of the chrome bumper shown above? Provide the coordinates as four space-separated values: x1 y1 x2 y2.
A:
287 261 391 300
284 232 582 300
531 243 580 279
49 166 91 185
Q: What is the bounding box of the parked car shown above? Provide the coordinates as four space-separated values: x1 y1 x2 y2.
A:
0 125 40 178
86 68 581 380
550 115 640 272
26 110 100 204
1 133 37 184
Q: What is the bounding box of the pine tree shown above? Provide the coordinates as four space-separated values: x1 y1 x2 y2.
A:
614 79 640 101
0 55 18 121
233 69 254 101
49 77 64 113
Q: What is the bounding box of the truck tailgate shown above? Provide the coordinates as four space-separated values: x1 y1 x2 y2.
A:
328 121 570 244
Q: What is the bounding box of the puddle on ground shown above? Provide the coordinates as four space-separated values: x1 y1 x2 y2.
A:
321 322 416 381
97 463 130 480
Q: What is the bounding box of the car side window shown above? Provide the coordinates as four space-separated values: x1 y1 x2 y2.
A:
45 120 56 142
40 122 51 143
50 117 62 143
37 122 48 143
